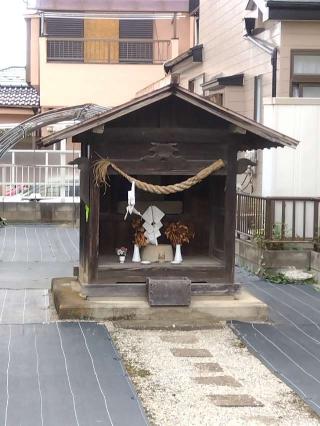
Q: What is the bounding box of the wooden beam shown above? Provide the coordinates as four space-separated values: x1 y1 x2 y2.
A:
230 125 247 135
99 127 232 144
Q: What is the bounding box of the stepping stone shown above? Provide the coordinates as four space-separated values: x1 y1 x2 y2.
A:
244 416 277 424
170 348 212 357
194 362 223 373
194 376 241 387
161 335 198 344
209 394 263 407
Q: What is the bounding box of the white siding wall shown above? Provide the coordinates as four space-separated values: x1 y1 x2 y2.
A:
263 98 320 197
178 0 281 119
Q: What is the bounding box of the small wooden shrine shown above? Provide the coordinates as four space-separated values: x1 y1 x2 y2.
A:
40 83 297 305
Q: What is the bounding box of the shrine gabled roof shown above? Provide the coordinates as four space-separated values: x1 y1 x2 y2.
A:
37 84 299 151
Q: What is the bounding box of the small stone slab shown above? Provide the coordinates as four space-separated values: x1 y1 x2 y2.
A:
194 362 223 373
170 348 212 358
161 335 199 344
244 416 277 424
209 394 264 407
194 376 241 387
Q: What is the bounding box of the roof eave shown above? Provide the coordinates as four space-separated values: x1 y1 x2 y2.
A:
0 104 39 109
31 0 190 13
267 1 320 19
164 44 203 73
267 1 320 9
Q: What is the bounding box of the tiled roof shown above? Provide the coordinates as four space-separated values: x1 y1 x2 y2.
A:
0 85 40 108
0 67 40 108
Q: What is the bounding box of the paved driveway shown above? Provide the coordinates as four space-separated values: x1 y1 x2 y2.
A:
232 268 320 416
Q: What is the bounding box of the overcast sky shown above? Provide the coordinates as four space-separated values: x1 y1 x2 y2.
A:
0 0 27 69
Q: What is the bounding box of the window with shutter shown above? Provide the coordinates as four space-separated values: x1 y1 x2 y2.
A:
46 18 84 62
46 18 84 37
119 20 153 63
291 50 320 98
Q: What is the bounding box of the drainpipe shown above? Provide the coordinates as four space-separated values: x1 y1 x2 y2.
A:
271 48 277 97
245 35 277 98
40 12 45 36
172 12 177 39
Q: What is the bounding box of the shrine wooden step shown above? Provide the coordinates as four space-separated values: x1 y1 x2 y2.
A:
147 277 191 306
79 281 239 298
96 265 226 284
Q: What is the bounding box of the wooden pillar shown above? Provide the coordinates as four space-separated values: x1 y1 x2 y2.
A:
224 147 237 284
87 149 100 283
79 143 88 283
79 144 100 284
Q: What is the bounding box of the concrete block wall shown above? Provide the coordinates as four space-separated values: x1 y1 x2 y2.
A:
236 239 315 279
0 202 79 225
310 251 320 283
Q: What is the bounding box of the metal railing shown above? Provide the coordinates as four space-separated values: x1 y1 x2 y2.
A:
47 38 172 64
236 193 320 243
0 164 80 200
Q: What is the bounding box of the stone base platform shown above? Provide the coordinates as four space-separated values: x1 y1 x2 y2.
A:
52 278 268 326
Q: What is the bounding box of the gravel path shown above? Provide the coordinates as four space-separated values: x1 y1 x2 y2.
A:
109 323 319 426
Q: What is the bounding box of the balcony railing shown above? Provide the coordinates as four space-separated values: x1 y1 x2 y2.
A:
0 150 81 201
236 193 320 244
0 164 80 201
47 38 172 65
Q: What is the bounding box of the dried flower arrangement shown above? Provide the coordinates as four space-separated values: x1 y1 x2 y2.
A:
116 247 128 257
132 217 148 248
164 222 195 247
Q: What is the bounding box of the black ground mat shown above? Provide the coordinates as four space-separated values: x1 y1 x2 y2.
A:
0 322 148 426
230 320 320 417
233 268 320 417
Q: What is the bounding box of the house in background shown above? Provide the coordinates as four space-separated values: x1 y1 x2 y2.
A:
25 0 193 109
0 66 41 198
158 0 320 198
1 0 195 204
0 66 39 129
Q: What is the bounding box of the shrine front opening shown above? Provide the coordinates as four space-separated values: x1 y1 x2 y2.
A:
96 174 226 287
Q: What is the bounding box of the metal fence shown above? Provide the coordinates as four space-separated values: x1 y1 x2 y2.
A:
0 164 80 201
236 193 320 243
47 38 172 64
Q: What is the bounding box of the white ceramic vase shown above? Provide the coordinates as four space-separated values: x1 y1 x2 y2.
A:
132 244 141 262
119 255 126 264
172 244 183 264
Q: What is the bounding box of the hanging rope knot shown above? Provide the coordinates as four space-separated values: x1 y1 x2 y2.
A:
93 158 225 194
